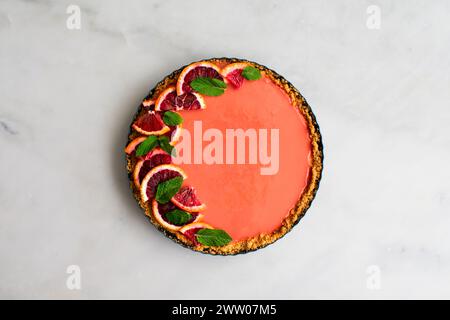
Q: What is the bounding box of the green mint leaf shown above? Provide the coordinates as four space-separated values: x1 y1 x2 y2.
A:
209 78 227 88
195 228 232 246
155 176 183 204
135 135 158 157
242 66 261 80
165 209 192 226
158 135 176 157
163 111 183 126
190 77 227 96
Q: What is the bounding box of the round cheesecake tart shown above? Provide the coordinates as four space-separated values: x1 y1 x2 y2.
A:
125 58 323 255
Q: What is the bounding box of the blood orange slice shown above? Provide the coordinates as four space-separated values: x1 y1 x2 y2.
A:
176 92 205 110
142 99 155 110
179 222 213 245
140 164 187 202
152 200 202 231
124 136 147 154
163 123 182 146
176 61 223 95
171 185 206 212
155 86 206 111
154 87 177 111
132 111 170 135
221 62 248 89
133 148 172 188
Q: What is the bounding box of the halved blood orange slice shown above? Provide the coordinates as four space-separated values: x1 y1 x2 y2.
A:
179 222 213 245
142 146 168 160
132 111 170 136
221 62 248 89
133 148 172 188
155 87 177 111
142 99 154 109
176 92 205 110
140 164 187 202
163 123 182 146
155 86 206 111
124 136 147 154
171 185 206 212
152 200 202 231
176 61 223 95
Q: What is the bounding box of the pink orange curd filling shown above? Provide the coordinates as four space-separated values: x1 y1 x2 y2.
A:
178 74 312 242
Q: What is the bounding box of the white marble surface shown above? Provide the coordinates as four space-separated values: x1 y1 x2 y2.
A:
1 0 450 299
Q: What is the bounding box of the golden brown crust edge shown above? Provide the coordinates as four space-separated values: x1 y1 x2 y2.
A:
126 57 323 255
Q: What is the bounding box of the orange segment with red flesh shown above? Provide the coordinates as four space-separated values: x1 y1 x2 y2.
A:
221 62 249 89
142 99 155 109
133 148 172 188
179 222 213 246
152 199 202 232
164 124 182 146
125 136 147 154
155 87 176 111
140 164 187 202
132 111 170 135
171 185 206 212
176 62 223 95
155 86 205 112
